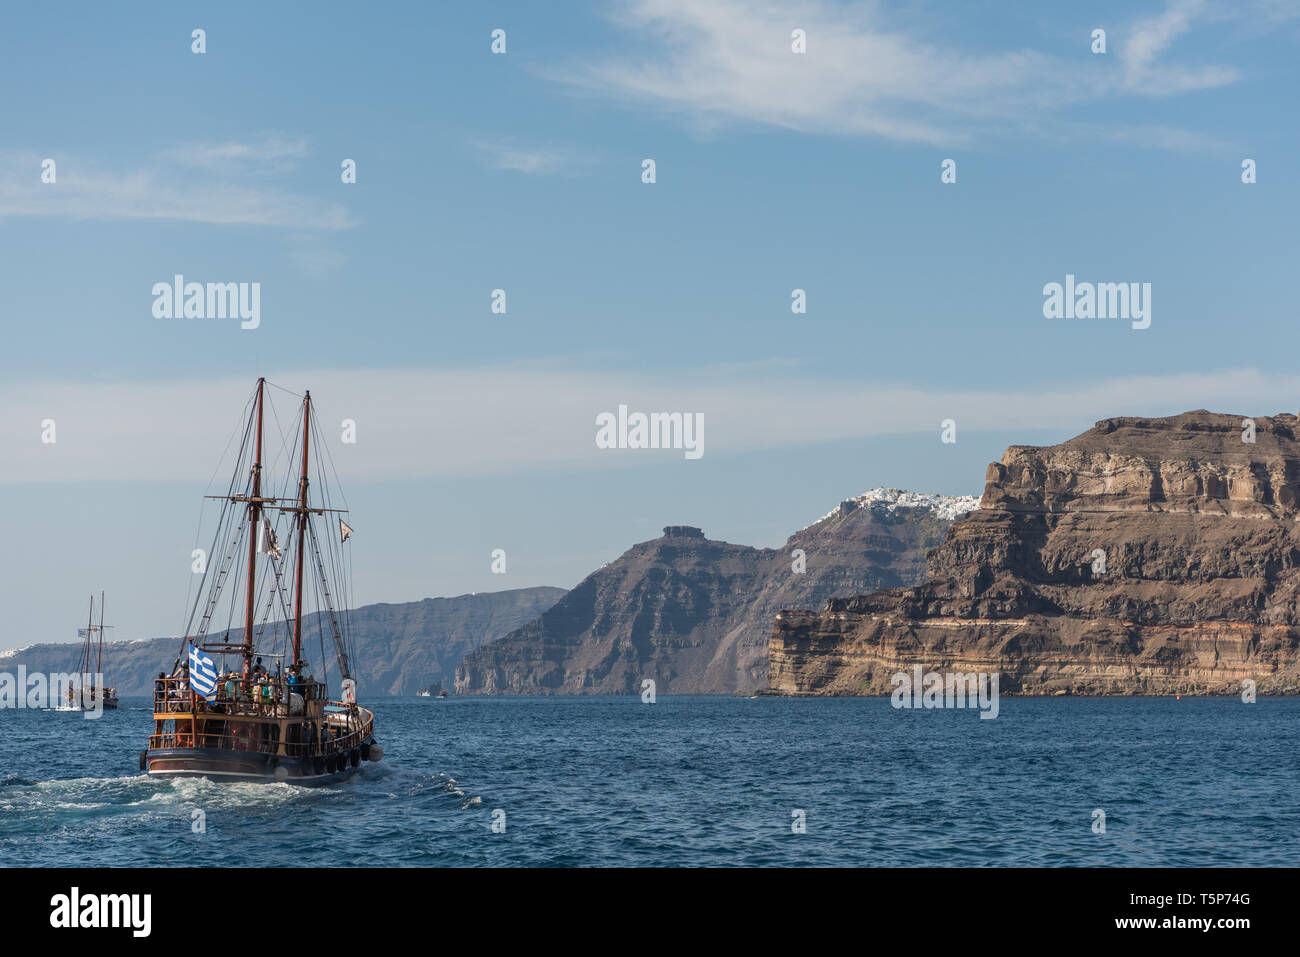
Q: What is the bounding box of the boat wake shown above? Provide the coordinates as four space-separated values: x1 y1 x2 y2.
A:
431 770 485 809
0 761 493 867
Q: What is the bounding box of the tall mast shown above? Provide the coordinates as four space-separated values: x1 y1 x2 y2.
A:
83 595 94 677
243 377 265 674
96 590 105 678
291 392 312 668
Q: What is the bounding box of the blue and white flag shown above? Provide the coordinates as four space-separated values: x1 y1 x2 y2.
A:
189 643 219 702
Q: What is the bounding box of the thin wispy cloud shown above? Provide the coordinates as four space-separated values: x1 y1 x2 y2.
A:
5 366 1298 485
0 141 354 230
475 139 589 174
1074 121 1232 153
287 243 349 279
160 136 311 175
551 0 1251 147
1121 0 1238 94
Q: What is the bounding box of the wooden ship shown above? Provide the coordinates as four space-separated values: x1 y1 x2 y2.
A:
142 378 381 783
68 592 118 710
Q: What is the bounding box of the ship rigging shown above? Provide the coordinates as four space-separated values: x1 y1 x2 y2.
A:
142 378 380 782
68 592 117 711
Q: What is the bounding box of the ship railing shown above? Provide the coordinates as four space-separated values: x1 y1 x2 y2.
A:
148 707 373 757
152 673 329 715
321 705 373 754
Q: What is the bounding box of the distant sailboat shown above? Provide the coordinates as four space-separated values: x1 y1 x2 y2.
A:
141 378 381 783
67 592 118 711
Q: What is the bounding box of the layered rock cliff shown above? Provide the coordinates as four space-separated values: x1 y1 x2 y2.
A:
0 586 564 697
454 490 977 695
768 411 1300 696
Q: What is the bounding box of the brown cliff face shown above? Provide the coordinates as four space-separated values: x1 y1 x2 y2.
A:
768 411 1300 696
0 587 565 697
454 491 975 695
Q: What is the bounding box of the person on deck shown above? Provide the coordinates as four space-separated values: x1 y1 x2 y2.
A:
170 665 190 711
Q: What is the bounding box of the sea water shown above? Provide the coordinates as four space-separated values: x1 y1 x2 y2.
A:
1 696 1297 867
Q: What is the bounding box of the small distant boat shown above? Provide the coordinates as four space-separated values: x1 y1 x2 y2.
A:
438 690 448 699
417 690 432 698
67 592 118 711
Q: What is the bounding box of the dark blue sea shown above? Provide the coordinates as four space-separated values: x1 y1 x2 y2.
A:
2 696 1297 867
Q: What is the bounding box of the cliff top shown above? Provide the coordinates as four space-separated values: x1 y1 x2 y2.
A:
808 488 981 529
1008 410 1300 460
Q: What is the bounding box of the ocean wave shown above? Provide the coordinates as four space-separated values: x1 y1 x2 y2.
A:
3 698 1295 866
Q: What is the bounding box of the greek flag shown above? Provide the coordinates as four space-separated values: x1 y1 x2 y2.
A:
189 644 219 702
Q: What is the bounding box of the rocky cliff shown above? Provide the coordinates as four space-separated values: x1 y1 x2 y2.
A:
454 490 978 695
768 411 1300 696
0 586 564 697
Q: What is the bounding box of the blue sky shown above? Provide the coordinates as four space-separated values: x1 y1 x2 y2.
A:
2 0 1299 649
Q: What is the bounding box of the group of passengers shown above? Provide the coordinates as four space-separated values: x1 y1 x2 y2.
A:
154 656 316 716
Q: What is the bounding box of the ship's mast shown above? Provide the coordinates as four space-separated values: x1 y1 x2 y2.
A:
95 590 105 678
82 595 94 678
243 377 265 676
291 392 312 668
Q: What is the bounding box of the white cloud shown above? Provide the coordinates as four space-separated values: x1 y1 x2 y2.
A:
1087 122 1231 152
4 365 1297 485
287 241 349 278
475 139 588 174
0 142 354 230
160 136 311 175
1120 0 1239 94
550 0 1245 146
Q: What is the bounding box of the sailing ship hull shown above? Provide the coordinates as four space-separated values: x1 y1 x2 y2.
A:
65 693 119 711
144 746 365 785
